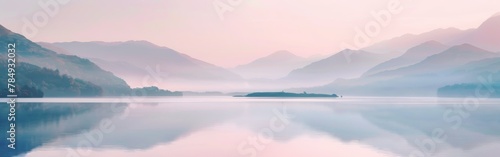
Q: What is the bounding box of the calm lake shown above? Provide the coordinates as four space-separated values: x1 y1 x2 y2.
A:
1 97 500 157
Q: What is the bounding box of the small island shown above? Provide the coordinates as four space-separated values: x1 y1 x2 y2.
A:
236 91 338 98
131 86 182 96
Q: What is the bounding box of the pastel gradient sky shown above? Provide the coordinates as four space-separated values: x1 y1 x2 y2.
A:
1 0 499 67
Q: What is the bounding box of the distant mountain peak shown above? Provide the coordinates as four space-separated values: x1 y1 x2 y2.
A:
361 40 448 77
456 43 478 48
441 27 462 31
409 40 446 51
0 25 13 36
232 50 314 79
123 40 157 46
391 27 461 39
424 27 462 34
337 49 357 55
249 50 305 63
338 49 372 56
404 40 447 56
493 12 500 17
419 40 444 46
340 48 354 52
447 43 490 53
268 50 299 58
478 12 500 29
104 40 156 46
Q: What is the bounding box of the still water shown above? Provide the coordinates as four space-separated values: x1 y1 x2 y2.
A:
1 97 500 157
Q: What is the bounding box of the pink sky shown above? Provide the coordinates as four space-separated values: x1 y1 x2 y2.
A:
1 0 499 67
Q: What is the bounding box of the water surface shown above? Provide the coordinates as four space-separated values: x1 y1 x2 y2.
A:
1 97 500 157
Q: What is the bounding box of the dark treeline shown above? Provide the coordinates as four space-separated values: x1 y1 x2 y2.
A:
438 83 500 98
132 86 183 96
0 60 103 97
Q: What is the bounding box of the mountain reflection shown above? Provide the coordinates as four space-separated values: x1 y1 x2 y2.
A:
0 103 127 157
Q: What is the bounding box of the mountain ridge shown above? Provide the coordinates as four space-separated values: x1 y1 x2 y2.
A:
373 44 498 77
364 12 500 53
0 25 131 95
232 50 313 79
282 49 392 86
0 25 13 36
44 41 244 91
363 40 449 76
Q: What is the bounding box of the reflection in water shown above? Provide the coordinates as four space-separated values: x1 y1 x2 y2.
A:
0 103 127 157
3 97 500 157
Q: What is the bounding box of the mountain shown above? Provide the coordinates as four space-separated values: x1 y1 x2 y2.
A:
232 50 317 79
363 12 500 54
438 82 500 98
374 44 499 77
0 60 102 97
0 25 130 95
42 41 243 91
282 49 392 86
463 13 500 51
301 44 500 96
0 25 13 36
37 42 73 55
363 28 468 53
329 13 500 96
81 57 149 83
363 41 449 76
436 57 500 98
450 57 500 75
